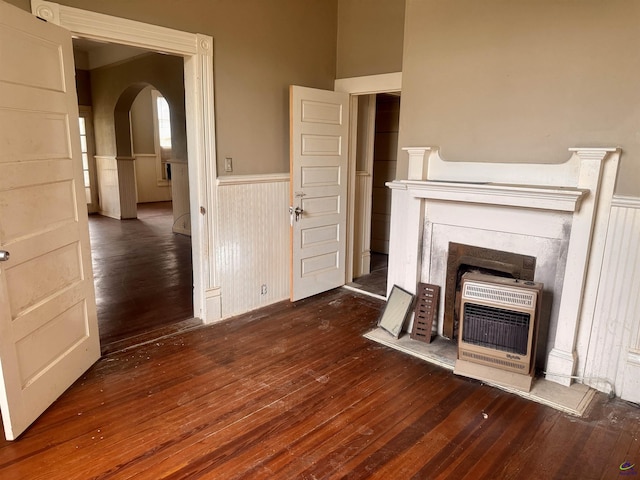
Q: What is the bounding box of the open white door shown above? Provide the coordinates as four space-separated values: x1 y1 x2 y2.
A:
290 86 349 301
0 1 100 440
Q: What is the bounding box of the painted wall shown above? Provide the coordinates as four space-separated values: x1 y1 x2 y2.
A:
3 0 29 11
130 86 172 204
34 0 338 177
399 0 640 196
90 53 186 162
336 0 405 78
130 87 156 155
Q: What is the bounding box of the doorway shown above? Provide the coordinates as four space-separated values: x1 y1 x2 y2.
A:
72 40 195 353
32 0 219 325
346 91 401 299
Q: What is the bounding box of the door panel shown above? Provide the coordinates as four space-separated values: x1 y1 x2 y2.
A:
0 1 100 440
290 86 349 301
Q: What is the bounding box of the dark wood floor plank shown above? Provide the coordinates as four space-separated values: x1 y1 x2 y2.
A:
371 384 503 479
88 202 194 353
239 359 449 480
1 287 638 480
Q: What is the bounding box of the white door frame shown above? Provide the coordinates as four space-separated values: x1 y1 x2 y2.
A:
334 73 402 286
31 1 222 322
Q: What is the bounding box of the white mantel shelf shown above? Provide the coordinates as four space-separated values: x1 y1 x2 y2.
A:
388 180 588 212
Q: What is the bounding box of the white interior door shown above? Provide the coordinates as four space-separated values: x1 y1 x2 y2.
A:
290 86 349 301
0 1 101 440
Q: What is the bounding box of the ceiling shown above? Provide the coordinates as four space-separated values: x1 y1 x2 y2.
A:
72 37 151 70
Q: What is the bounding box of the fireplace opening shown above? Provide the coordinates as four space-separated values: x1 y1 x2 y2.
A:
444 243 536 340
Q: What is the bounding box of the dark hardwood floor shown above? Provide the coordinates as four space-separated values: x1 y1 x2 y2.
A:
88 202 194 354
0 288 638 479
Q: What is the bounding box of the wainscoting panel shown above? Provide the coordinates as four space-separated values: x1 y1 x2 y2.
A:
95 155 120 219
583 195 640 402
217 175 290 318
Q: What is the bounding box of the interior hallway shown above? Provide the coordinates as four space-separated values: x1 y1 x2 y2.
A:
88 202 194 354
0 287 637 479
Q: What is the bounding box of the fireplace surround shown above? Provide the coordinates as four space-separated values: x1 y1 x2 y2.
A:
386 146 620 387
443 242 536 341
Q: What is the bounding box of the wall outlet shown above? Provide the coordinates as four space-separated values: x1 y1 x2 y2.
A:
261 284 267 295
224 157 233 172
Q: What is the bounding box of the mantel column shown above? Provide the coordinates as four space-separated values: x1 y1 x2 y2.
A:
387 148 431 304
546 147 618 386
387 182 424 301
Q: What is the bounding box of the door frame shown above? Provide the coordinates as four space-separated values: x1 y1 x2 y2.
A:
334 73 402 287
31 1 222 322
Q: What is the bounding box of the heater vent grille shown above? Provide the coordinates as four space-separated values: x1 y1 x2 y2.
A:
463 281 536 308
462 303 530 355
460 350 527 371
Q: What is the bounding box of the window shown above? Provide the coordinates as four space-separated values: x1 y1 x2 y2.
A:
156 96 172 149
152 90 172 184
78 117 90 192
77 107 97 211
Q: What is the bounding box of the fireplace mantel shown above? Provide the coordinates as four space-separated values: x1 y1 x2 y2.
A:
387 146 621 388
394 180 587 212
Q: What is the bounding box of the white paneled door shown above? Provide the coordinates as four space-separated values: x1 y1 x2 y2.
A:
0 1 100 440
289 86 349 301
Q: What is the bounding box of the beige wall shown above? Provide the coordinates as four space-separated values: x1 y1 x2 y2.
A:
130 87 156 155
336 0 405 78
38 0 338 176
89 53 186 162
399 0 640 195
3 0 29 10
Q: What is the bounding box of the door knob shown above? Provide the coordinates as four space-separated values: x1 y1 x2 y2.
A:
0 250 9 262
288 206 304 223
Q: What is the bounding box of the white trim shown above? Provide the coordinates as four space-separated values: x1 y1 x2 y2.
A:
338 80 398 285
400 180 587 212
32 0 219 322
32 1 197 55
346 95 359 282
404 146 619 188
612 194 640 209
217 173 289 186
334 72 402 94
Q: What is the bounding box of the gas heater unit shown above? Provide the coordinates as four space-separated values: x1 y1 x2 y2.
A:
453 272 544 392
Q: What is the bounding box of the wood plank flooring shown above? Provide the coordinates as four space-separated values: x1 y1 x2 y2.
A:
0 288 638 479
88 202 194 354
